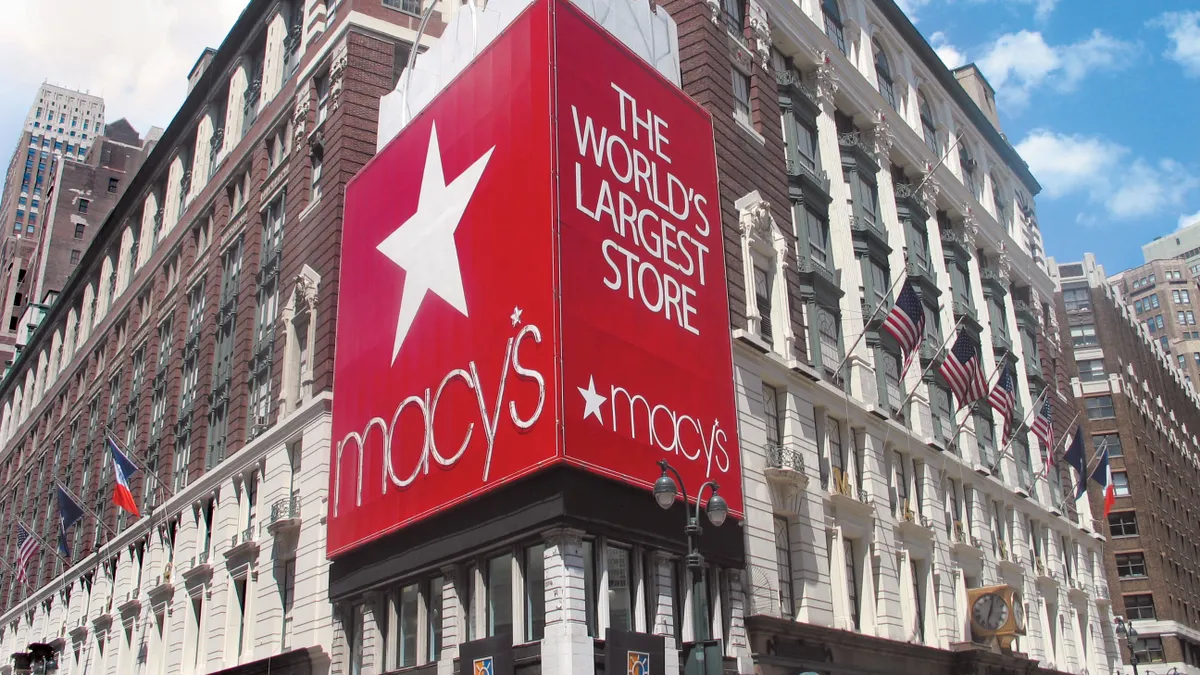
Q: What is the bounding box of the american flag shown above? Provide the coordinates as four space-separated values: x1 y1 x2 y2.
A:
1032 393 1054 450
988 365 1016 441
15 523 37 583
882 279 926 370
939 331 987 409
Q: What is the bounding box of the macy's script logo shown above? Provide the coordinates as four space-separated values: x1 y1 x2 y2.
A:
333 315 545 517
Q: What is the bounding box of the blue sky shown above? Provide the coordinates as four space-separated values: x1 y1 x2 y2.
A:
900 0 1200 274
0 1 1197 275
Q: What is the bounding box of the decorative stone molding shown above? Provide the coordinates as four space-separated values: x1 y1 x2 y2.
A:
329 44 350 111
961 210 979 249
816 51 839 106
704 0 721 25
921 179 940 217
292 95 311 153
996 242 1012 283
293 272 318 316
735 191 796 358
543 526 585 549
747 0 771 68
872 110 893 159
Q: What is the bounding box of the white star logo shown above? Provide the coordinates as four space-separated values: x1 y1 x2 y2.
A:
510 306 523 327
377 122 495 363
578 376 607 424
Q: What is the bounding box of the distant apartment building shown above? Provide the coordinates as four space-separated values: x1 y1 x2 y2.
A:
1103 258 1200 389
1143 218 1200 270
1054 253 1200 673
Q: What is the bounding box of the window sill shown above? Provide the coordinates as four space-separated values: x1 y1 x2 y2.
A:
732 113 765 146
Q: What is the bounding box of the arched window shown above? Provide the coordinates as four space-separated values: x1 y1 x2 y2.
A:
959 143 979 198
918 92 938 154
991 178 1009 229
873 39 897 109
822 0 847 56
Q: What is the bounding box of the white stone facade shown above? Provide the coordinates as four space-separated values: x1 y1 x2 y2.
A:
0 395 335 675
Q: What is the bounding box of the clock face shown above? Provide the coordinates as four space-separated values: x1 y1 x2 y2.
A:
1012 593 1025 631
972 593 1010 631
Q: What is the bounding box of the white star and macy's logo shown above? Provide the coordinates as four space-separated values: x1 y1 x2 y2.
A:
333 121 728 517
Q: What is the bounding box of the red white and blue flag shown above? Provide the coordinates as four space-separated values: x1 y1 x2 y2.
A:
15 523 37 583
109 438 141 518
882 278 926 377
1091 445 1116 515
1031 393 1054 453
939 331 987 409
988 365 1016 441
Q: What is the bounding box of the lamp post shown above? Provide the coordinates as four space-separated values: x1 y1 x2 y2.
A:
653 459 728 674
1115 616 1140 675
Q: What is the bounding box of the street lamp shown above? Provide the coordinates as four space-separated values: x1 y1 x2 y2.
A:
1115 616 1140 675
653 459 728 674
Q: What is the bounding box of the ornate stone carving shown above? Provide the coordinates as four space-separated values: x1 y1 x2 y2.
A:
747 0 771 68
996 242 1012 283
872 110 893 159
961 210 979 249
921 179 940 216
704 0 721 25
329 46 350 111
815 51 839 106
292 95 311 152
739 195 774 240
542 526 585 549
293 274 318 315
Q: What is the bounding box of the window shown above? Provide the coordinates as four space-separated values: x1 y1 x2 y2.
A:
753 258 773 340
233 577 249 656
1077 358 1105 382
1173 290 1181 304
1180 311 1187 325
523 545 545 641
316 72 331 125
910 560 925 643
1134 299 1143 313
821 0 847 55
1085 396 1114 419
1108 512 1137 537
763 383 783 448
959 144 979 198
721 0 744 32
70 249 81 264
73 223 85 239
732 69 751 126
873 40 897 109
844 538 860 630
78 198 89 214
1183 289 1191 304
918 93 938 154
1093 433 1122 457
1133 637 1166 664
486 553 513 636
774 517 794 617
1123 594 1156 620
1189 311 1196 325
1115 552 1146 578
428 576 445 660
1152 294 1161 308
396 583 419 667
1070 324 1097 347
310 151 323 201
1113 471 1129 496
348 604 365 675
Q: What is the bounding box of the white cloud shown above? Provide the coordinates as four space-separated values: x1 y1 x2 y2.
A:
1154 11 1200 76
930 31 967 69
1016 130 1199 221
976 29 1136 108
0 0 248 139
1177 209 1200 231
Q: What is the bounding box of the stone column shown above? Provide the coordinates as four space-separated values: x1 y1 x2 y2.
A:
540 528 594 675
438 564 463 675
649 551 680 675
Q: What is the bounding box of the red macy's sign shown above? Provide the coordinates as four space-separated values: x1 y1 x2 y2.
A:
328 0 740 556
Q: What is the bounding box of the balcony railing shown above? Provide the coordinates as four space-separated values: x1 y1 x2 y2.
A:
765 443 803 472
270 492 301 524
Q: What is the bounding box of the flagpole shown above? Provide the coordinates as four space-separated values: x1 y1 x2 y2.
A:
0 554 37 591
895 314 967 419
989 388 1049 471
912 133 965 196
104 429 174 501
945 348 1011 454
57 481 119 540
833 273 910 376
